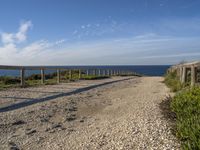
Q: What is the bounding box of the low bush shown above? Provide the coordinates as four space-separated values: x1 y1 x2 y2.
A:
171 87 200 149
164 71 183 92
0 76 20 85
82 75 109 80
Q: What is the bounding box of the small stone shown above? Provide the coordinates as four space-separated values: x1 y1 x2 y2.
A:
26 129 36 135
8 141 20 150
80 119 84 123
52 124 62 129
66 114 76 122
11 120 26 126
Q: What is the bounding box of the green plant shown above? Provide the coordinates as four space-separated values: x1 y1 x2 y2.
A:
164 71 184 92
0 76 20 85
171 87 200 149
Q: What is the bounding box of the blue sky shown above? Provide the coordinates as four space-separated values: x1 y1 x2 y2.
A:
0 0 200 65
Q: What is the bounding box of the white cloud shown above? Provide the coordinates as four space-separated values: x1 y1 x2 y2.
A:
81 25 85 29
16 21 32 42
55 39 66 45
1 20 200 65
1 33 14 44
86 24 91 28
1 20 32 44
1 34 200 65
140 52 200 59
72 30 78 35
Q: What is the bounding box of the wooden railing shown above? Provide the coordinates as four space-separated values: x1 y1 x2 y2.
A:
167 61 200 86
0 65 139 87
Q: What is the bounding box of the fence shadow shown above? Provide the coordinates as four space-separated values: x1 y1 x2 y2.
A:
159 95 177 136
0 78 132 113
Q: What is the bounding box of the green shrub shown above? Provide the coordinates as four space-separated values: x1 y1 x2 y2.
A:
0 76 20 85
81 75 109 80
164 71 183 92
171 87 200 149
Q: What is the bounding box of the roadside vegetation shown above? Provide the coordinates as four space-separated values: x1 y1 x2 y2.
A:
165 71 200 149
164 71 184 92
0 70 114 90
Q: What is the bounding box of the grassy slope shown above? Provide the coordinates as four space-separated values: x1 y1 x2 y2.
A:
0 74 110 90
165 71 200 149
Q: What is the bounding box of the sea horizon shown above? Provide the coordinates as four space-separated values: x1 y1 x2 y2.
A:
0 65 170 77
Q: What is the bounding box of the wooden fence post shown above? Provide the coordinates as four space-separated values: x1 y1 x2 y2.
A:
179 67 182 81
191 66 196 86
86 70 89 76
20 68 25 87
79 69 81 79
181 67 186 84
57 69 60 84
98 69 101 76
41 69 45 84
69 70 72 79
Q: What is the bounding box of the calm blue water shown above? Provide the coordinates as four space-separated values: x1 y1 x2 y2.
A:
0 65 170 77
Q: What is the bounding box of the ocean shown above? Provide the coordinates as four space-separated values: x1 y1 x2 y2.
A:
0 65 170 77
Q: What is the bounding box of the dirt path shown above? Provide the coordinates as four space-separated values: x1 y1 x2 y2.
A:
0 77 180 150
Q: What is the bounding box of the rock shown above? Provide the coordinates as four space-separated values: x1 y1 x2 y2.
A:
11 120 26 126
80 119 84 123
26 129 36 135
10 146 20 150
8 141 20 150
37 137 44 143
52 124 62 129
40 118 49 122
66 114 76 122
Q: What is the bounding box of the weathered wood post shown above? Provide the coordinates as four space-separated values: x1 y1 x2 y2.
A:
107 70 110 76
181 67 186 84
41 69 45 84
69 70 72 79
106 70 109 76
20 68 25 87
191 65 196 86
179 67 182 82
86 70 89 76
79 69 81 79
57 69 60 84
98 69 101 76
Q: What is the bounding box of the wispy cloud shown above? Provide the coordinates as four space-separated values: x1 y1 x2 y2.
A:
1 20 200 65
1 21 32 44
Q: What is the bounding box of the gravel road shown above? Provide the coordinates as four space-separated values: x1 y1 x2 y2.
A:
0 77 180 150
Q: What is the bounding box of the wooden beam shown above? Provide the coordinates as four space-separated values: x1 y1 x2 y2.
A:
98 69 101 76
79 69 81 79
69 70 72 79
181 67 186 84
179 67 182 81
86 70 89 76
191 66 196 86
57 69 60 84
20 68 25 87
41 69 45 84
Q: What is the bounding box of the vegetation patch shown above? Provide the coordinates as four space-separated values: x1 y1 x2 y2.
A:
171 87 200 149
164 71 184 92
81 75 109 80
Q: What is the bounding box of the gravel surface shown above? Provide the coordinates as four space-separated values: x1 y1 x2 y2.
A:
0 77 180 150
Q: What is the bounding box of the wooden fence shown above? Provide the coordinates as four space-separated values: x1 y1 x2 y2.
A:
0 65 138 87
167 61 200 86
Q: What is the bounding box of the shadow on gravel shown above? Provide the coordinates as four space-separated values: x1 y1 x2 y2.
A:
159 95 177 135
0 78 133 113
